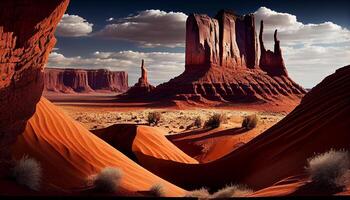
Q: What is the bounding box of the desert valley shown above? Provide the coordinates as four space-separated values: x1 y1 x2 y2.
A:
0 0 350 198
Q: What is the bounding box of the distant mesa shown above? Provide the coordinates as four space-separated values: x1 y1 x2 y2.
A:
123 59 155 98
44 68 128 93
123 10 306 104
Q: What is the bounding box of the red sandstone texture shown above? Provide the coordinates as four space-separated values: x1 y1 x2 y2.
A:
124 59 155 97
131 10 306 103
138 65 350 193
44 68 128 93
0 0 69 173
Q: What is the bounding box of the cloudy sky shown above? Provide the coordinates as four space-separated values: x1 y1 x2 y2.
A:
49 0 350 89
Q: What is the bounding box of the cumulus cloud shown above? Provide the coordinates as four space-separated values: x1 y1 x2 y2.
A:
56 14 93 37
47 51 185 86
95 9 187 47
254 7 350 46
254 7 350 88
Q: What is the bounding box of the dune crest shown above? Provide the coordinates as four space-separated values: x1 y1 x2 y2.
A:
12 97 185 196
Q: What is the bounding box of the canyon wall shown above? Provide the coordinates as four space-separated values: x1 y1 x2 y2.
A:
0 0 69 175
44 68 128 93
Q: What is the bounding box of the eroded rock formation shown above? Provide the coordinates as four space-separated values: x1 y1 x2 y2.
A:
0 0 69 175
149 10 305 103
124 59 155 97
44 68 128 93
259 21 288 76
185 10 258 70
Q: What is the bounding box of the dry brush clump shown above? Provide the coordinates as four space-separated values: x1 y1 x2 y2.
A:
204 113 226 129
185 187 210 198
91 167 123 193
211 184 254 198
12 155 42 191
305 149 350 189
147 112 161 126
194 116 202 128
242 114 258 130
148 183 165 197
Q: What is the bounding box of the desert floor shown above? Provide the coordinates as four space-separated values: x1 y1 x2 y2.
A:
57 104 286 135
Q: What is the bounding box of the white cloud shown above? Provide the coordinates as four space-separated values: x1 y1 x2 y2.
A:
47 51 185 86
56 14 93 37
95 9 187 47
254 7 350 88
254 7 350 46
106 17 114 22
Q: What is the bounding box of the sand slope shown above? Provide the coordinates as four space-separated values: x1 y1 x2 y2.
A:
12 97 185 196
167 123 270 163
92 124 197 164
136 65 350 194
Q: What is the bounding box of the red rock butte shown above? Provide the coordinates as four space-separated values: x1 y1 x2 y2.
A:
44 68 128 93
0 0 69 173
123 59 155 98
148 10 306 103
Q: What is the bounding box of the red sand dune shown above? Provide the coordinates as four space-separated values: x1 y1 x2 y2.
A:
137 65 350 194
92 124 198 164
167 124 267 163
12 97 186 197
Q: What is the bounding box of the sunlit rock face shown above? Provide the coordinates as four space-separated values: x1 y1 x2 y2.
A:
44 68 128 93
185 10 258 71
0 0 69 173
151 10 306 103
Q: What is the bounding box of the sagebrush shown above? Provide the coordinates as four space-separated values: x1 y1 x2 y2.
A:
149 183 165 197
306 149 350 189
211 184 254 198
185 187 210 198
242 114 258 130
147 112 161 126
93 167 123 193
12 155 42 191
204 113 226 129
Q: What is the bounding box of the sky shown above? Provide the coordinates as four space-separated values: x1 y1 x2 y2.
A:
48 0 350 88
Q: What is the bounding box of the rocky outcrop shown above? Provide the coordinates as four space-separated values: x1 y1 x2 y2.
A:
185 10 258 71
259 21 288 76
148 10 306 103
0 0 69 175
44 68 128 93
124 60 155 97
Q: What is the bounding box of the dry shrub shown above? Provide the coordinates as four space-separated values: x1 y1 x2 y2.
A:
204 113 226 129
185 187 210 198
147 112 161 126
149 183 165 197
211 184 253 198
12 155 42 191
194 116 202 128
306 149 350 189
242 114 258 130
92 167 123 193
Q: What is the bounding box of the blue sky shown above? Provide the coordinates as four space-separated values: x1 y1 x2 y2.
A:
48 0 350 88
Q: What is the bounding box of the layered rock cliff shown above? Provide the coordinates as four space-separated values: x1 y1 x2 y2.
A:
148 10 306 103
185 10 258 71
124 60 155 97
44 68 128 93
0 0 69 175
